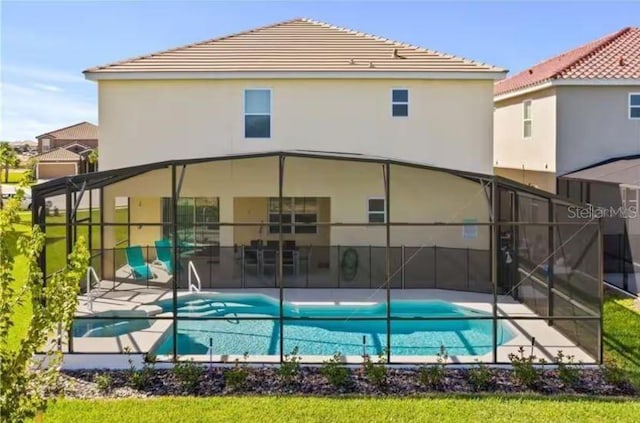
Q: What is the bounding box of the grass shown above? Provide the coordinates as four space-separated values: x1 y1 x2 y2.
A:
2 168 30 184
603 294 640 386
38 396 640 422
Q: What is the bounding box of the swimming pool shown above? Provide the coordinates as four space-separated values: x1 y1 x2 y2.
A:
73 311 151 337
152 293 514 357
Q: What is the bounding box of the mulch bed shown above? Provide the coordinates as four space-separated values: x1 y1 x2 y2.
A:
55 367 637 399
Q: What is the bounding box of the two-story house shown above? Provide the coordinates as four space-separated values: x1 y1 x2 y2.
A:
35 121 99 178
494 27 640 292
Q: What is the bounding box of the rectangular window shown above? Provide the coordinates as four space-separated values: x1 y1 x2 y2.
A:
268 197 317 234
161 197 220 247
630 93 640 119
523 100 532 138
368 197 386 223
392 89 409 117
244 89 271 138
42 138 50 152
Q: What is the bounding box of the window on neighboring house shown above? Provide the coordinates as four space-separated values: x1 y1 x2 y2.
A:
523 100 532 138
244 89 271 138
41 138 51 152
268 197 318 234
391 89 409 117
368 198 386 223
630 94 640 119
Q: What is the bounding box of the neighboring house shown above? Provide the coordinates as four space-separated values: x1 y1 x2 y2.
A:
35 122 99 179
494 27 640 293
493 27 640 193
36 121 98 154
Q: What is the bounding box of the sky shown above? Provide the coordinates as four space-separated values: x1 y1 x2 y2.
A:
1 0 639 140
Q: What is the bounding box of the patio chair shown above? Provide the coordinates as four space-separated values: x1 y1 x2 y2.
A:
153 239 174 274
125 245 156 280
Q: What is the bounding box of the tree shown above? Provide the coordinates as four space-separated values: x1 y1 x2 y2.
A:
0 142 20 183
0 177 89 422
87 149 98 172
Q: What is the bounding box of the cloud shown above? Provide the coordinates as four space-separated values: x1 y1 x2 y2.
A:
0 82 97 140
32 83 64 93
2 64 86 84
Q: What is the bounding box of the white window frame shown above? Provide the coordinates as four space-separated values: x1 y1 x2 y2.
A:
621 185 640 214
41 138 51 152
523 100 532 139
629 93 640 120
391 88 409 118
244 88 272 139
367 197 386 223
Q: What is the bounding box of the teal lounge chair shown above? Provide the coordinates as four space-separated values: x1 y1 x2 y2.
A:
125 245 155 280
154 239 174 274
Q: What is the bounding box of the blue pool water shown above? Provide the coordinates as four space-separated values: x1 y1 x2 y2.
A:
73 311 151 337
152 294 514 356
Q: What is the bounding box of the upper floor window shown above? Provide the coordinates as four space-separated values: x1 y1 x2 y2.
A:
523 100 532 138
41 138 51 152
392 89 409 117
368 197 386 223
630 93 640 120
244 89 271 138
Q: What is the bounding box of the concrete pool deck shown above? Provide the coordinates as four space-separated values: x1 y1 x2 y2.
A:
68 282 597 365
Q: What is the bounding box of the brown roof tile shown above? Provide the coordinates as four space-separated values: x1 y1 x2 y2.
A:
36 148 82 162
85 18 504 75
495 27 640 96
37 122 98 140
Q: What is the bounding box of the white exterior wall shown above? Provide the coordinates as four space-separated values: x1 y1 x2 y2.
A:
97 78 495 174
493 87 557 173
556 86 640 175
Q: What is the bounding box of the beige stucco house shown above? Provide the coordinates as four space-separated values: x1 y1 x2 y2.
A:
493 27 640 193
35 122 99 179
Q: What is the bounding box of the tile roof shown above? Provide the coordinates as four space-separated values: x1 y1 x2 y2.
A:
36 148 82 162
495 27 640 96
85 18 504 76
37 122 98 140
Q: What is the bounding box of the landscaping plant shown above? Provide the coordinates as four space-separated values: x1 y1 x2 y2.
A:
320 352 350 389
277 346 301 385
467 360 494 391
93 373 113 394
555 350 580 388
0 179 90 422
362 349 388 389
508 346 540 389
419 345 448 390
173 359 204 393
224 353 250 391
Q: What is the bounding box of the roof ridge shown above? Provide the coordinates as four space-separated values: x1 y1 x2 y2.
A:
84 18 303 73
554 27 631 79
299 17 501 70
36 121 96 139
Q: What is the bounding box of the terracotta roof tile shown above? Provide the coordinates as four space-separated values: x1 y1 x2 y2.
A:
495 27 640 96
37 122 98 140
36 148 82 162
85 18 504 75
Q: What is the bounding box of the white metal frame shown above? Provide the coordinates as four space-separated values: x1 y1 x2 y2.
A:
367 196 386 223
188 260 201 292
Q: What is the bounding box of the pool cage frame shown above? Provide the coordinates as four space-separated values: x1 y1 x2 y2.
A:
31 151 604 364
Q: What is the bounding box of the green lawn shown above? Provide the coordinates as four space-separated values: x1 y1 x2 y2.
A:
603 295 640 386
39 396 640 423
2 168 29 184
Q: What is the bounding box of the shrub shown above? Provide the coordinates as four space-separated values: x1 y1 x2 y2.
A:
419 346 448 389
93 373 113 393
555 350 580 387
173 359 204 392
277 347 301 385
125 347 155 390
468 360 493 391
225 353 249 391
362 349 388 389
601 358 628 387
508 346 540 389
320 353 350 389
